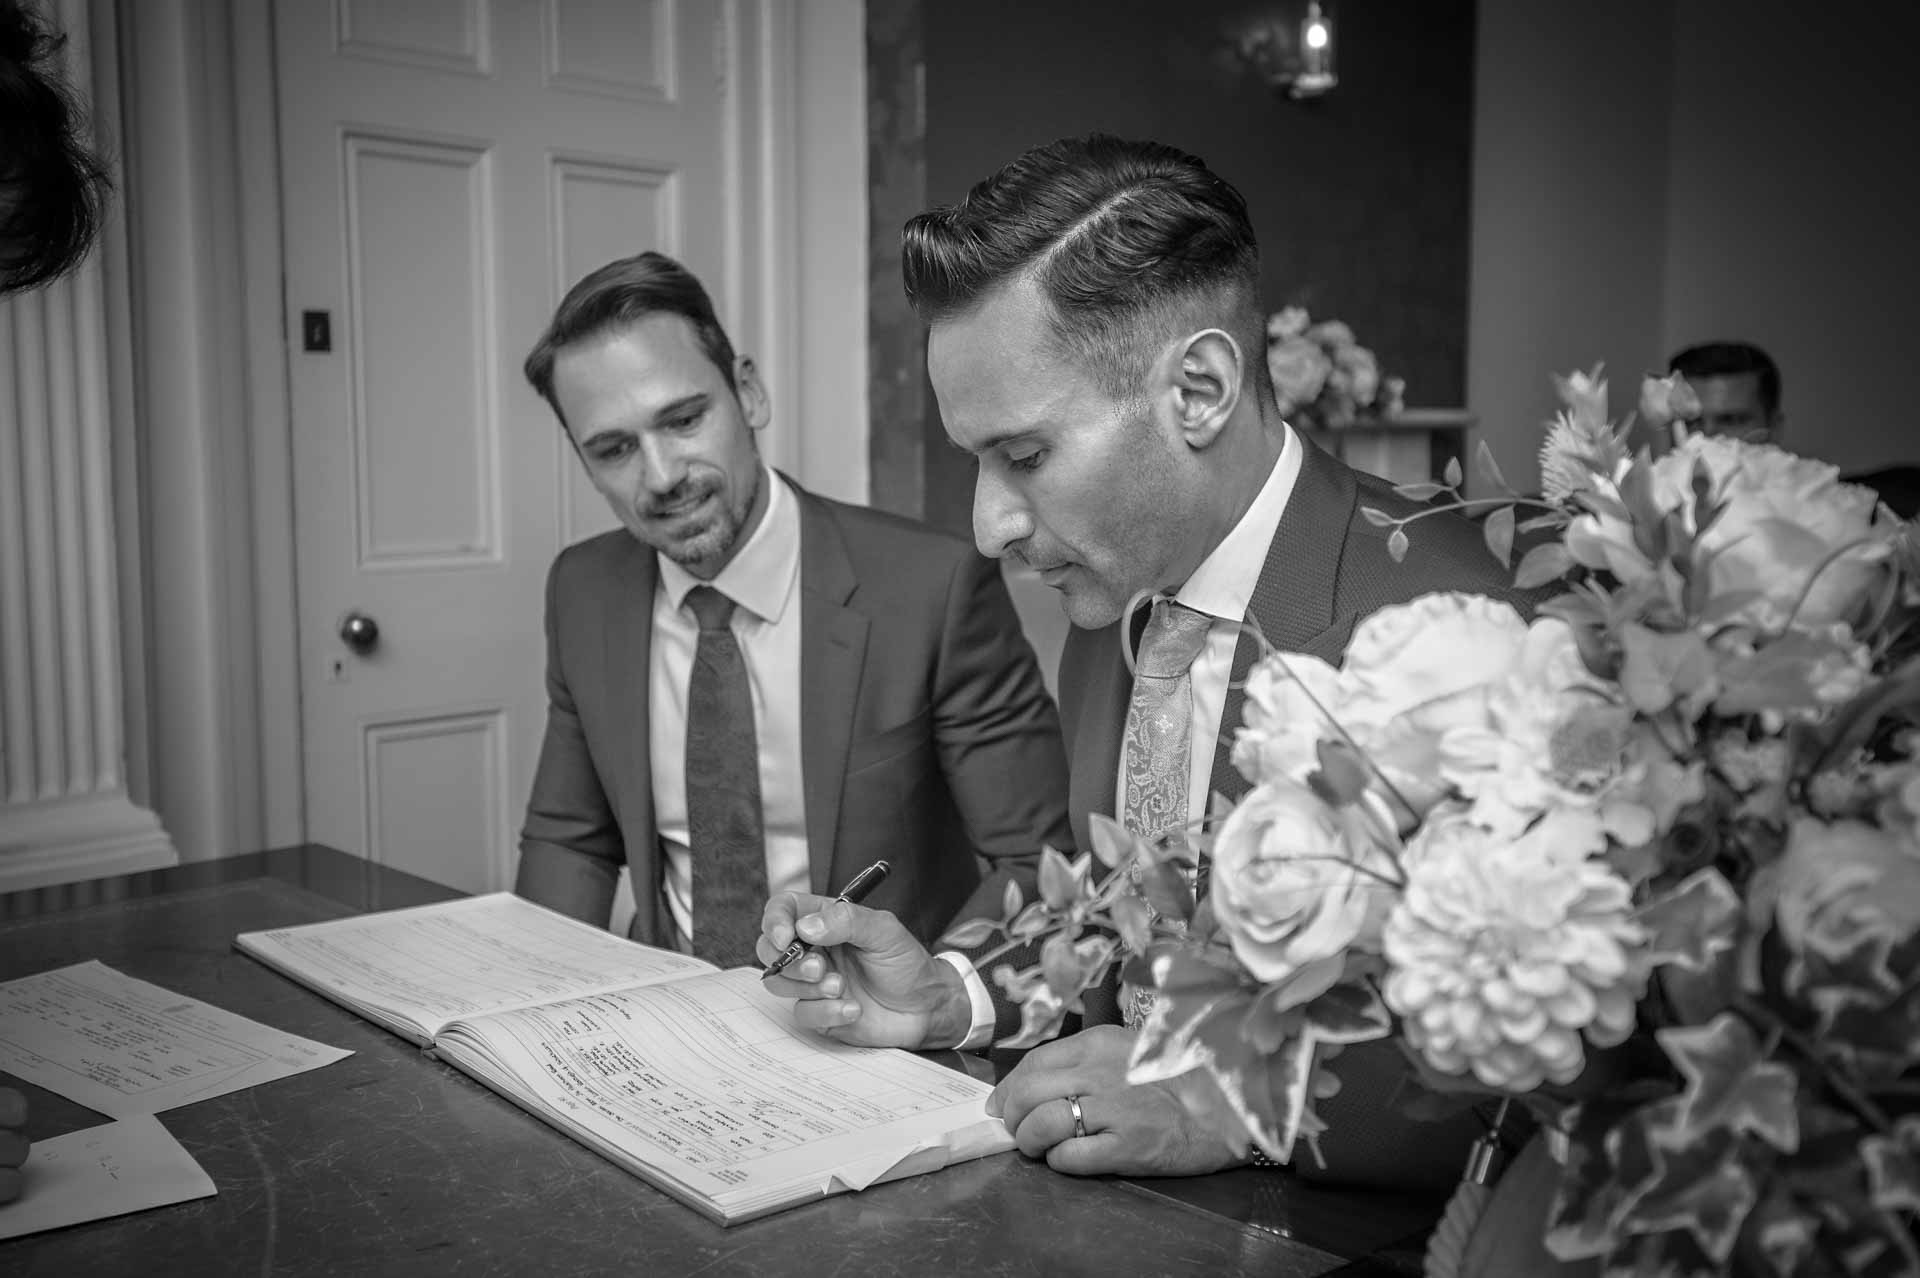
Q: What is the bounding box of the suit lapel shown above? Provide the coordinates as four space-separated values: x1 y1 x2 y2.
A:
793 483 868 893
604 536 663 940
1062 616 1137 853
1205 439 1359 806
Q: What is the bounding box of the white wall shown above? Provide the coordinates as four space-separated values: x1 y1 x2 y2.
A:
1469 0 1919 491
1662 0 1918 471
1467 0 1674 496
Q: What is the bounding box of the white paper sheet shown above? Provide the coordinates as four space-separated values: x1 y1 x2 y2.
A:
236 892 719 1037
0 1115 215 1240
435 968 1013 1215
0 960 351 1116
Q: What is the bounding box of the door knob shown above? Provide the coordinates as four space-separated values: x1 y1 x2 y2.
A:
338 610 380 655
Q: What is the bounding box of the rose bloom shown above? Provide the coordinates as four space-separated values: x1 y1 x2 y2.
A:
1332 342 1381 408
1568 434 1885 632
1267 306 1311 342
1232 593 1532 823
1637 372 1701 431
1441 615 1703 843
1775 817 1920 960
1268 335 1332 412
1209 779 1402 1007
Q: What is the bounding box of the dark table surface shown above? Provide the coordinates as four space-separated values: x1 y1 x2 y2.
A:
0 846 1441 1276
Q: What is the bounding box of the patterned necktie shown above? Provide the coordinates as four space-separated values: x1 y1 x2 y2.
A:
684 585 767 967
1119 598 1212 1026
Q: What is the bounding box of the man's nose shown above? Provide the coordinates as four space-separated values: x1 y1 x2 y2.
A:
639 435 688 495
972 466 1034 560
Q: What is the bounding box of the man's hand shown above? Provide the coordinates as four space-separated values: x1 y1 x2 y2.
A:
988 1026 1250 1177
0 1087 29 1204
757 893 974 1050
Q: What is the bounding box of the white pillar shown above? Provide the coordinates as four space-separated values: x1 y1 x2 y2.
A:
0 0 174 891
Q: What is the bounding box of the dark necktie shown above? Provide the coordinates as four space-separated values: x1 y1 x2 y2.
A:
684 585 767 967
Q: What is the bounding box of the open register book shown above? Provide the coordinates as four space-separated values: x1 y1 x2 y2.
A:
235 892 1014 1225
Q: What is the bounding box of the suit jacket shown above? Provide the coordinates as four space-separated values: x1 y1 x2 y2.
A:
515 476 1073 949
1045 438 1546 1190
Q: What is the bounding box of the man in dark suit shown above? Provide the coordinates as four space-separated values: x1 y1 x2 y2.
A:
514 251 1072 965
758 136 1529 1188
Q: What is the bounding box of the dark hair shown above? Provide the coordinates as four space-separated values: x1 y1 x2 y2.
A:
1667 341 1781 417
0 0 111 294
902 134 1265 400
523 251 739 425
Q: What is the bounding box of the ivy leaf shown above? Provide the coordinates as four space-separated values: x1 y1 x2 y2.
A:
1860 1116 1920 1216
938 916 998 949
1635 868 1742 972
1617 1138 1760 1268
1123 946 1244 998
1386 527 1409 563
1514 540 1575 589
1301 980 1393 1045
1037 844 1082 910
1108 893 1155 954
1392 481 1450 502
1483 503 1517 567
1088 815 1130 870
1359 505 1396 529
1138 860 1196 923
1655 1013 1800 1153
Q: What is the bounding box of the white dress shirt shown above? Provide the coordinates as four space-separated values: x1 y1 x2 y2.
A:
948 427 1304 1048
651 467 807 948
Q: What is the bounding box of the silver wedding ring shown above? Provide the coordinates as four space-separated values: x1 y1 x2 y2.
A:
1066 1094 1088 1139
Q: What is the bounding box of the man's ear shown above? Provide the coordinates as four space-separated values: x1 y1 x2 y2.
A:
734 355 771 430
1163 329 1243 452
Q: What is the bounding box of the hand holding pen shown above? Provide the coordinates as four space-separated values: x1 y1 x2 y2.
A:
757 860 976 1050
762 859 891 978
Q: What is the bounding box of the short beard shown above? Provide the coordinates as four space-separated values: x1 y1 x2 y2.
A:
661 464 761 577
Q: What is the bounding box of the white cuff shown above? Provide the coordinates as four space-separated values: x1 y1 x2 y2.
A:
936 950 996 1052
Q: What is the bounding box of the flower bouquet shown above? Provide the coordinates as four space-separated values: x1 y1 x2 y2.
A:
1265 305 1399 429
943 367 1920 1276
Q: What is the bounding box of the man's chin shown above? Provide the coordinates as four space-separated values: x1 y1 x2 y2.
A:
1056 584 1127 630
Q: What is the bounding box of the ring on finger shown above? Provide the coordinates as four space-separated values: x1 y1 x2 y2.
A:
1066 1093 1088 1140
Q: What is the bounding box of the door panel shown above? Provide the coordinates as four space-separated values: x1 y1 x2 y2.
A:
278 0 743 893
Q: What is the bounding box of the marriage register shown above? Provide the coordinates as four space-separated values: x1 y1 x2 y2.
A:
235 892 1013 1224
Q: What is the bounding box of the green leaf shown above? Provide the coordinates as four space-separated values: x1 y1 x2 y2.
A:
1713 630 1852 716
1386 527 1409 563
1002 877 1023 920
1444 455 1464 488
1039 929 1089 1001
1127 946 1244 997
1302 980 1393 1045
938 916 998 949
1483 504 1517 567
1038 844 1080 911
1655 1014 1800 1153
1108 893 1154 954
999 981 1069 1049
1618 623 1715 714
1514 540 1575 589
1392 481 1450 503
1359 504 1396 528
1088 815 1130 870
1635 868 1742 973
1861 1117 1920 1217
1475 439 1513 494
1138 861 1196 923
1519 512 1567 534
1007 900 1052 939
1308 738 1371 806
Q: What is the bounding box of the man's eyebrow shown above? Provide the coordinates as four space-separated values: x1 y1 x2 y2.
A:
949 428 1038 456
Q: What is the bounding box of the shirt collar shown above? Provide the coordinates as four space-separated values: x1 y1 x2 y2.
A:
1175 424 1302 624
657 466 799 624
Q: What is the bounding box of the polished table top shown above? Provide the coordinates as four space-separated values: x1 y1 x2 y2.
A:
0 847 1439 1275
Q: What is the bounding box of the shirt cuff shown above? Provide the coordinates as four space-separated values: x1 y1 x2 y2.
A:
935 950 996 1052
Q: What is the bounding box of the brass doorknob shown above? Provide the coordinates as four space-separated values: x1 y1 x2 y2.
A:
338 610 380 654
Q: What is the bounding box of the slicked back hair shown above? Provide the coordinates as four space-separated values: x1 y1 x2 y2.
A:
903 134 1267 404
0 0 111 294
1668 341 1782 418
523 251 739 429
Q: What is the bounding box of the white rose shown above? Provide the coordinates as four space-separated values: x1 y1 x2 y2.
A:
1209 780 1401 999
1568 436 1885 632
1232 593 1531 823
1268 335 1332 412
